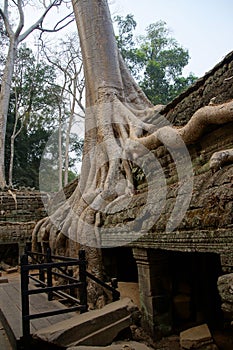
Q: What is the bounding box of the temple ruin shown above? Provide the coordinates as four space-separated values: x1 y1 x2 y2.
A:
0 50 233 342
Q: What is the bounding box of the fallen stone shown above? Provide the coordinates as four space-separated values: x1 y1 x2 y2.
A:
67 340 154 350
0 261 11 271
180 324 213 349
0 277 8 284
33 297 136 348
6 267 18 274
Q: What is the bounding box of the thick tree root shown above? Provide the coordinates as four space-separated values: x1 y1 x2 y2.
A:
33 98 233 256
130 100 233 151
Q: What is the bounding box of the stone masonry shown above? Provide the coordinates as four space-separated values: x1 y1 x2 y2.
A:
0 190 48 260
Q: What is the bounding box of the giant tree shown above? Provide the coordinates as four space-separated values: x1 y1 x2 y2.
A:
33 0 233 281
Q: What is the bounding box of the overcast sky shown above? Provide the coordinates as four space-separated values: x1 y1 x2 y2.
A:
110 0 233 77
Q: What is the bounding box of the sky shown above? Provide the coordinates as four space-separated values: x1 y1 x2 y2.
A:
110 0 233 77
20 0 233 78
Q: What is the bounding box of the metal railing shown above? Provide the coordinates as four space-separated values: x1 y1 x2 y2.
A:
20 247 120 342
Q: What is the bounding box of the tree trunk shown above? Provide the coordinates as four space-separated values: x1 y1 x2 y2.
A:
64 79 76 187
58 104 63 191
0 39 17 188
32 0 155 293
9 130 16 188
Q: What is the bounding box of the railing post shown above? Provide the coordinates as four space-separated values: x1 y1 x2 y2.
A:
79 250 88 313
111 277 120 301
46 247 53 301
68 267 76 297
39 268 45 284
20 253 30 339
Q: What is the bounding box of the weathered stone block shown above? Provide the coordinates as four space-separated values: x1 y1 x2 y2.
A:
33 298 136 348
180 324 213 349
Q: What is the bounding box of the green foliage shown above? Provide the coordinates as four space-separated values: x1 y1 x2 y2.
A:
114 14 139 76
5 44 83 189
12 45 61 120
5 115 52 188
114 17 198 104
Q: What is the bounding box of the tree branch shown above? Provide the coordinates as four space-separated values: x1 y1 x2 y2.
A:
18 1 73 42
0 2 13 37
15 0 24 38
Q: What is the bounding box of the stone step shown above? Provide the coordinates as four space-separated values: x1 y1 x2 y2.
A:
33 297 137 348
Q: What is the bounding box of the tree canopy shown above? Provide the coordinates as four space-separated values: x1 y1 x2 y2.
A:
115 16 197 104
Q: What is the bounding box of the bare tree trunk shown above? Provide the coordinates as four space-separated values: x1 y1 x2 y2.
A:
8 86 25 187
32 0 153 293
64 76 78 186
58 105 63 191
9 123 17 188
0 40 17 188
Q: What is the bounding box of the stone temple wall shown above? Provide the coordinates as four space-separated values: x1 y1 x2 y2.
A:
107 51 233 338
102 123 233 269
0 191 48 258
100 51 233 274
0 178 78 260
0 191 48 222
163 50 233 125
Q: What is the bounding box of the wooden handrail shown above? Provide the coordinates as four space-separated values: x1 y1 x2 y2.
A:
20 247 120 343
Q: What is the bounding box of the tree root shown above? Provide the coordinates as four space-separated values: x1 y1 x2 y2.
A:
209 148 233 172
34 98 233 257
131 100 233 151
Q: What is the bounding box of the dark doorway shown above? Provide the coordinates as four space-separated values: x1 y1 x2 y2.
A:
0 243 19 266
170 251 223 331
102 247 138 282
